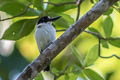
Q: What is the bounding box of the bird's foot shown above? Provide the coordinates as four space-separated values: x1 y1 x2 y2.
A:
40 41 54 54
40 49 43 54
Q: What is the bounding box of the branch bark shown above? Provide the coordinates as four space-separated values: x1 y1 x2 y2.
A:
16 0 119 80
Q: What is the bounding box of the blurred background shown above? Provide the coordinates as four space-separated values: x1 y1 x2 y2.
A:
0 0 120 80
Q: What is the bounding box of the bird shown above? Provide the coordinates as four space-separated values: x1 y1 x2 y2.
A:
35 16 61 71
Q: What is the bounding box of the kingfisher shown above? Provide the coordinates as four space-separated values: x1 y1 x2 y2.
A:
35 16 61 71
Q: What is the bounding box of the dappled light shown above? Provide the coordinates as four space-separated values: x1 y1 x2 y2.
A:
0 0 120 80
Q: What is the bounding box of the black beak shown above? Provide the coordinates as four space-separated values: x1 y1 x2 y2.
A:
49 16 61 21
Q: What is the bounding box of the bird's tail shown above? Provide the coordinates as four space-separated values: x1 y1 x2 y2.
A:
44 65 50 71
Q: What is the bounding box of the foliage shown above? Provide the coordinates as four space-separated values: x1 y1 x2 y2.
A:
0 0 120 80
2 19 37 40
1 0 76 40
71 45 104 80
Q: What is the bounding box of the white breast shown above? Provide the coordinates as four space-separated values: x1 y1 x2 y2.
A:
35 23 56 52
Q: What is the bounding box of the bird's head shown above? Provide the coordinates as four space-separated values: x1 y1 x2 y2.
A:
37 16 61 24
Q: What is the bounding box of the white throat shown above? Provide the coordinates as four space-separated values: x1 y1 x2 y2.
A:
37 22 52 28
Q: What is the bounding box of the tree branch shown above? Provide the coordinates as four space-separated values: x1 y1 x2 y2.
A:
0 4 31 22
16 0 119 80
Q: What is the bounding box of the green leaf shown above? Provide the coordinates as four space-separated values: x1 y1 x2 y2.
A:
33 0 43 11
46 0 77 13
72 45 83 67
88 27 102 38
0 58 1 64
102 16 113 38
88 27 100 34
48 12 74 28
61 73 78 80
51 68 59 75
0 0 14 4
104 8 113 15
106 72 114 80
77 72 88 80
2 18 37 40
27 0 33 2
101 40 109 48
64 74 69 80
108 38 120 48
87 28 107 48
90 0 94 3
88 27 101 36
35 73 44 80
84 45 98 67
116 1 120 6
83 68 104 80
0 1 40 16
72 64 82 74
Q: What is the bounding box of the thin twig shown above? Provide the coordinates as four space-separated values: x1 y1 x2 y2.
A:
105 37 120 40
98 38 120 59
0 4 31 22
84 30 103 39
76 4 80 21
50 59 72 80
56 29 66 32
84 30 120 40
43 1 76 6
49 59 72 80
112 5 120 11
63 59 72 72
98 38 113 58
56 59 72 78
84 30 120 59
113 55 120 59
76 0 81 21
